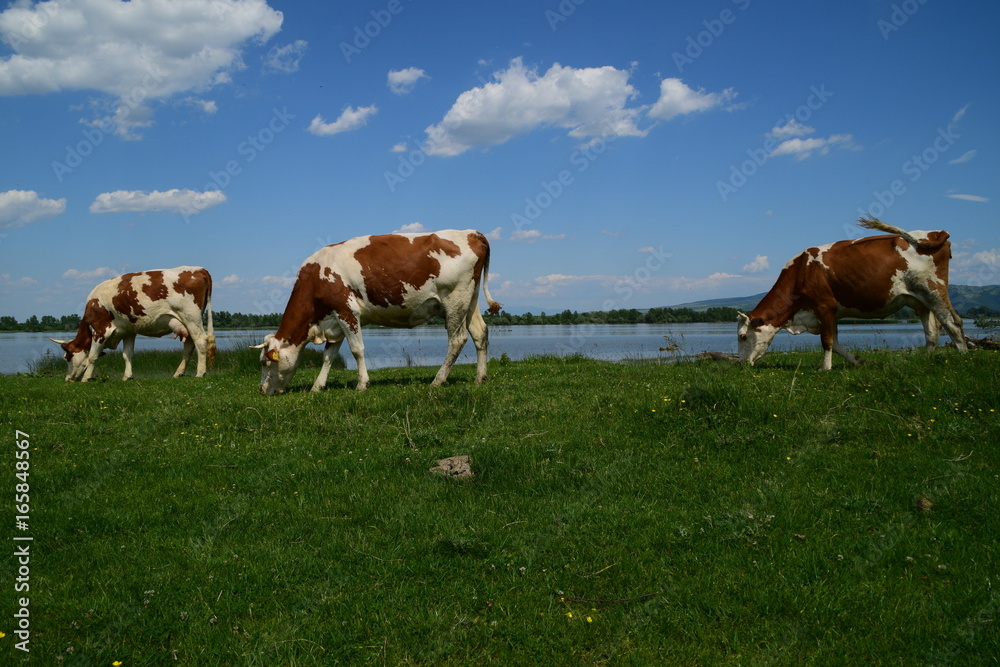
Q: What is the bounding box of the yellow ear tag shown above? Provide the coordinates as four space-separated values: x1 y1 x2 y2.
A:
266 349 280 363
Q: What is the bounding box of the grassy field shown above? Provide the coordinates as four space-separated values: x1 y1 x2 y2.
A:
2 344 998 665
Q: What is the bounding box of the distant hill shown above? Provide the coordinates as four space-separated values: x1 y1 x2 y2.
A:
669 293 767 313
671 285 1000 315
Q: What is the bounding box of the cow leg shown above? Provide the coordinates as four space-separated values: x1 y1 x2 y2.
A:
121 334 137 380
817 317 838 370
432 310 469 387
832 337 861 366
311 338 344 392
343 329 370 391
191 329 209 377
467 308 490 384
935 305 968 352
174 337 195 378
81 339 105 382
915 305 940 351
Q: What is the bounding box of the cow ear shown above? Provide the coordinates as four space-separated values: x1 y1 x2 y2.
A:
750 317 765 329
266 348 280 363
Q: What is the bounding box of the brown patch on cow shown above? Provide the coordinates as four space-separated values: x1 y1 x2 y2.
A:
111 273 145 322
63 298 114 357
173 268 211 310
466 232 488 290
274 263 363 346
354 234 462 308
142 270 169 303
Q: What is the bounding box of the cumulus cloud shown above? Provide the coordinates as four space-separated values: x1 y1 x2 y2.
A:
946 193 989 203
308 105 378 136
423 58 649 157
0 0 283 138
484 226 503 241
62 267 117 281
387 67 428 95
264 39 308 74
390 142 408 153
89 189 227 214
394 222 426 233
647 78 738 122
767 119 857 160
742 255 770 274
0 190 66 228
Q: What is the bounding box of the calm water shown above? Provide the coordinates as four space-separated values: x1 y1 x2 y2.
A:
2 321 980 375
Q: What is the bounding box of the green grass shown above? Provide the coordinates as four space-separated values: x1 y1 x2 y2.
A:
2 345 998 665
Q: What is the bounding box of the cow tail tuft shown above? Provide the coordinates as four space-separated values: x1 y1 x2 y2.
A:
481 240 502 316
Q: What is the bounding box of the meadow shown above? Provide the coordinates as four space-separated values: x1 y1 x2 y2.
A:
2 345 997 665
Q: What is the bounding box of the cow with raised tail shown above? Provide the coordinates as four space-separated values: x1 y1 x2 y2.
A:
51 267 216 381
255 229 501 394
737 217 968 369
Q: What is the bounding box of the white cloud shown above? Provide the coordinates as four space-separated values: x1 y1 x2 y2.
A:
308 105 378 136
768 119 814 139
511 229 542 242
261 275 296 289
742 255 770 273
0 0 283 138
89 189 227 214
423 58 647 157
264 39 308 74
946 193 989 203
949 149 977 165
951 104 970 126
647 78 738 122
0 190 66 228
769 134 855 160
222 274 242 284
395 222 426 233
484 226 503 241
387 67 428 95
185 98 218 115
390 142 408 153
62 267 117 281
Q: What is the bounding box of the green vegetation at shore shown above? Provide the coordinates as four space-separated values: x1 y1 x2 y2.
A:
3 347 997 664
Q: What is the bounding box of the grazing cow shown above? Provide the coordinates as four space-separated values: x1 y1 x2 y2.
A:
51 267 216 381
737 217 967 369
255 229 501 394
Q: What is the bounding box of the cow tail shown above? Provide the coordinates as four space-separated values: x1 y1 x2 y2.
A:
857 216 921 247
481 243 502 316
205 276 217 369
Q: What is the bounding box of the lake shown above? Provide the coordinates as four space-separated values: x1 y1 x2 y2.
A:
1 321 983 375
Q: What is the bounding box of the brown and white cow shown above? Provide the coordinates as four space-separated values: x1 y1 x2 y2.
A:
51 267 216 381
255 229 501 394
737 218 967 369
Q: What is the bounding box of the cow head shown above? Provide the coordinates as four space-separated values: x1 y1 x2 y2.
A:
737 312 779 366
49 338 91 381
254 334 303 395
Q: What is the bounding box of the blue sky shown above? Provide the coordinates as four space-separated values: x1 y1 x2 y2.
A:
1 0 998 321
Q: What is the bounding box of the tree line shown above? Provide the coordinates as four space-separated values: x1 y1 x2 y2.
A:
6 304 996 333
